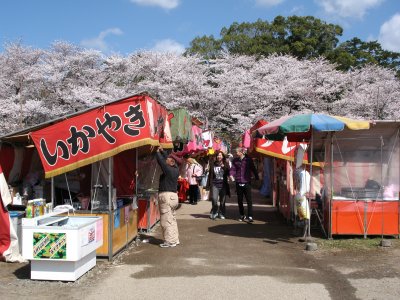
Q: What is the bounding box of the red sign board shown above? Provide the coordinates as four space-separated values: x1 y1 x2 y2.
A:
30 95 172 177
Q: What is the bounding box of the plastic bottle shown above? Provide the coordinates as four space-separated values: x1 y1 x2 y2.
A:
22 188 29 206
26 200 34 218
34 201 40 217
15 193 22 206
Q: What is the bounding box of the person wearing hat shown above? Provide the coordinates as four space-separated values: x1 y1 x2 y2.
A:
155 145 181 248
230 147 259 222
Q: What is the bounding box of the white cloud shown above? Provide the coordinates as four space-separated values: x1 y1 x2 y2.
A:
130 0 180 10
379 13 400 52
317 0 384 19
255 0 284 7
152 39 185 54
289 5 305 15
81 28 123 52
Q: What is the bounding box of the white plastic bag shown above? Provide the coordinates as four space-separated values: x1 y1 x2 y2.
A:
295 193 310 220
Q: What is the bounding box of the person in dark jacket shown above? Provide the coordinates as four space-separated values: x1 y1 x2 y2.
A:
230 147 259 222
155 146 180 248
206 151 231 220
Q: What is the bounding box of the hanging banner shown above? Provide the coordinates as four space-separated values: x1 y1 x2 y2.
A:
187 125 204 152
212 136 228 153
175 125 204 156
254 137 307 162
169 108 191 143
201 130 213 149
30 94 172 178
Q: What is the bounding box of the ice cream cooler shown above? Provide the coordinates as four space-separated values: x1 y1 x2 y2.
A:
22 211 103 281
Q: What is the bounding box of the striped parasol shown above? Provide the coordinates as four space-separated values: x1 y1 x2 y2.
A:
257 114 370 141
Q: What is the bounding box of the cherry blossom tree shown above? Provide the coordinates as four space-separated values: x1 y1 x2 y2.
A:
0 42 44 132
38 41 108 111
0 41 399 138
332 65 400 120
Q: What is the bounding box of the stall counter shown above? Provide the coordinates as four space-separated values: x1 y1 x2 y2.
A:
74 204 138 258
330 198 400 236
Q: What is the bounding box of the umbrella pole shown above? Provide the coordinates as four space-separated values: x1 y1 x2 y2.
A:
308 129 314 239
329 133 333 239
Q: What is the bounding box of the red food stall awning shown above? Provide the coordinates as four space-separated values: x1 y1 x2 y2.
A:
29 94 172 178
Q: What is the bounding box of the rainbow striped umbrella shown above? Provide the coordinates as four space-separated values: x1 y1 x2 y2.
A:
257 114 370 141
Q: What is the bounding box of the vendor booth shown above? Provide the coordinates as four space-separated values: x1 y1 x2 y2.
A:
258 115 400 238
251 136 297 219
316 121 400 238
0 92 173 261
248 120 317 222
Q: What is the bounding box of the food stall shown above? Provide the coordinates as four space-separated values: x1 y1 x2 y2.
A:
253 139 322 218
249 120 318 222
257 115 400 238
0 92 173 261
317 121 400 238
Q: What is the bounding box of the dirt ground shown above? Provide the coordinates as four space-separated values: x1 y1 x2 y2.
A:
1 190 400 300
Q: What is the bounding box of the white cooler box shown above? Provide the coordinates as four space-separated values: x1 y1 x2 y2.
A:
22 211 103 281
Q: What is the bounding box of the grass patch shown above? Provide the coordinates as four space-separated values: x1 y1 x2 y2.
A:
315 236 400 251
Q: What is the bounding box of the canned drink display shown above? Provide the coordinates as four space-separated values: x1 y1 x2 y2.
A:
25 199 50 218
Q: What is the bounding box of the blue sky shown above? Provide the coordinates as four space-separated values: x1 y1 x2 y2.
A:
1 0 399 55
